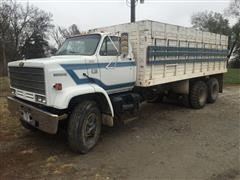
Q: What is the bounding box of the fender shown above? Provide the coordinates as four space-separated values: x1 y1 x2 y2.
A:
53 83 114 117
90 84 114 117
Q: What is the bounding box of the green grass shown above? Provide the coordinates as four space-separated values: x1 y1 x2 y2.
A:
224 68 240 85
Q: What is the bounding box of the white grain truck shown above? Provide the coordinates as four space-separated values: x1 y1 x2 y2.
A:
8 20 228 153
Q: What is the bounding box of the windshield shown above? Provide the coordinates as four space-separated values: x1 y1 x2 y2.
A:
55 34 101 56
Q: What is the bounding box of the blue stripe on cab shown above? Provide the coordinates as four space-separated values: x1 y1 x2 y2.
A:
62 61 135 70
61 61 136 90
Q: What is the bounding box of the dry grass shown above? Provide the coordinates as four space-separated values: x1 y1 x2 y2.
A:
0 77 9 97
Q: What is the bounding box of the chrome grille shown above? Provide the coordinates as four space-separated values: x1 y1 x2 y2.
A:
9 67 45 95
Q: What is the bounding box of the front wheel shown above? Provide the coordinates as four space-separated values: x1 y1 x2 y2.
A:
68 101 101 154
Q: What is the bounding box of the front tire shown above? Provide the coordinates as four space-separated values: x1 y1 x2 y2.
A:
190 81 208 109
68 101 101 154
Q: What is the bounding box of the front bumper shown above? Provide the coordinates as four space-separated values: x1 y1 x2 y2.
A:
7 96 67 134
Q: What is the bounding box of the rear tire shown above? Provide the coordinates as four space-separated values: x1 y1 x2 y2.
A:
189 81 207 109
207 78 219 103
68 101 101 154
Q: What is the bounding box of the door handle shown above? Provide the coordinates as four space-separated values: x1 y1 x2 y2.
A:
106 61 116 69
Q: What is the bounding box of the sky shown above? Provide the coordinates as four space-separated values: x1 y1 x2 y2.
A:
19 0 232 30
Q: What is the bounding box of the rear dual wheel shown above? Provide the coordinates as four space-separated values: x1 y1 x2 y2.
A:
207 78 219 103
189 81 208 109
189 78 219 109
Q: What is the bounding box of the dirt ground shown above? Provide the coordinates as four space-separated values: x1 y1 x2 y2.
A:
0 85 240 180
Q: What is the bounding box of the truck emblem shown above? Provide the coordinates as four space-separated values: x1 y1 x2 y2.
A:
19 62 24 67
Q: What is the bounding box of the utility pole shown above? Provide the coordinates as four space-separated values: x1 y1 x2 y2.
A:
127 0 144 23
130 0 136 23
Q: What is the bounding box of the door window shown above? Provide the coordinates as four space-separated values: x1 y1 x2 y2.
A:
100 36 120 56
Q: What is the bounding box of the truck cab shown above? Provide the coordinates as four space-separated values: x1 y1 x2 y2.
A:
8 33 138 153
56 33 136 94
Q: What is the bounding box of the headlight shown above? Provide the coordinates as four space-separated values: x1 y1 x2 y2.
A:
10 88 15 95
35 95 46 104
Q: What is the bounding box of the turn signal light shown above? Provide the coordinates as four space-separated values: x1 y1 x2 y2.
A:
35 95 46 104
53 83 62 91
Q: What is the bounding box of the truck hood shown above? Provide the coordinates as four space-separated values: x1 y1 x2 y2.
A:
8 55 94 68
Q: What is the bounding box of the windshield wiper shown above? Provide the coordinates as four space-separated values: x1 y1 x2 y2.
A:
68 51 79 54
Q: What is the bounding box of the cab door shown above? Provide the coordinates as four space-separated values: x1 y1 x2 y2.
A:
97 35 136 94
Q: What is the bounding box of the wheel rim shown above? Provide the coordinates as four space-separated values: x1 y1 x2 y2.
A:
84 113 97 142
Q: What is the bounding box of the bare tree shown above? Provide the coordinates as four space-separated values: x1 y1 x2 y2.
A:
51 24 83 49
225 0 240 65
68 24 80 36
51 27 65 48
225 0 240 18
0 0 53 75
0 2 13 75
8 2 53 59
191 7 240 65
191 11 231 36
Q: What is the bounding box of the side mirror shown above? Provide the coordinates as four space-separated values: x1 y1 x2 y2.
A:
120 33 129 57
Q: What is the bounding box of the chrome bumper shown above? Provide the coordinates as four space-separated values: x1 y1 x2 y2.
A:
7 96 67 134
